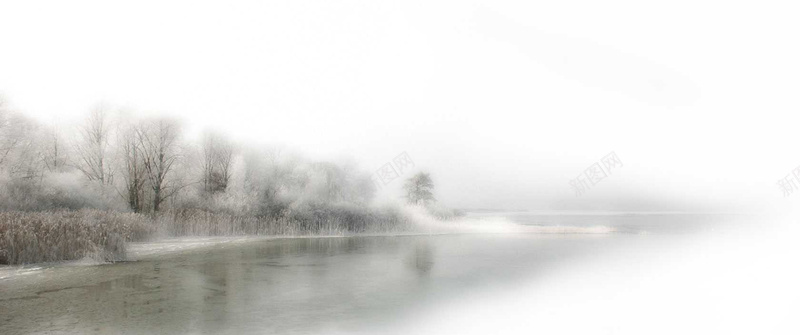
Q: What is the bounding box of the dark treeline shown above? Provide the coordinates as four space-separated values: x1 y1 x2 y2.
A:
0 98 417 264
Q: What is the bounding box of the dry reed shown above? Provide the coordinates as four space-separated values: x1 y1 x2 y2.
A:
0 205 412 265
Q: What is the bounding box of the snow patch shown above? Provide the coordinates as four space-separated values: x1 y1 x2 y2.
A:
405 205 615 234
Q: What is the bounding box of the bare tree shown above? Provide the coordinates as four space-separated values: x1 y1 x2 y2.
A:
0 98 13 166
258 146 305 201
40 126 69 172
0 101 42 179
0 98 24 168
200 131 235 195
137 118 183 212
305 161 375 205
75 105 114 185
9 122 42 179
117 124 146 212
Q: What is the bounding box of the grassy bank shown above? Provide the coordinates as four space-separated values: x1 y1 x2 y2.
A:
0 205 413 265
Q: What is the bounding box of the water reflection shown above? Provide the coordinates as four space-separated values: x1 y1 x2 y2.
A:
1 234 636 334
407 241 435 276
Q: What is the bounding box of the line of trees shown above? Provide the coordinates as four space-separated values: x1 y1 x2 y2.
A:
0 98 377 215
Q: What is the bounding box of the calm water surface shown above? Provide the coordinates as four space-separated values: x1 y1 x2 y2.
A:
0 213 738 334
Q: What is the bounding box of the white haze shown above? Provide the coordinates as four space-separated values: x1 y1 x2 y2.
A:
1 0 798 213
383 212 800 335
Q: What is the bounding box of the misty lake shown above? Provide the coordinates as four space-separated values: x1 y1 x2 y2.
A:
0 213 736 334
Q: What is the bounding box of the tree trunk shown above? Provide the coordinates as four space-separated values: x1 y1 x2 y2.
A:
153 184 161 212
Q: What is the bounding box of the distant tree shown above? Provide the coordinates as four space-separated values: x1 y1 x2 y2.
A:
403 172 435 205
0 98 27 168
137 118 183 212
0 101 42 179
200 131 235 195
249 146 303 203
75 105 114 185
303 161 376 205
313 162 346 202
0 96 11 166
117 124 146 212
40 126 69 172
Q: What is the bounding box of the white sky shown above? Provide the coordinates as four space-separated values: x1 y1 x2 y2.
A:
1 0 798 212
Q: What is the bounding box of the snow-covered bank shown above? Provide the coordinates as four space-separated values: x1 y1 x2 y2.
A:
125 233 437 260
0 264 46 280
119 214 616 261
408 206 615 234
126 236 278 260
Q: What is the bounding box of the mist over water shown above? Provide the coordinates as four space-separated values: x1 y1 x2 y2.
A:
1 1 799 334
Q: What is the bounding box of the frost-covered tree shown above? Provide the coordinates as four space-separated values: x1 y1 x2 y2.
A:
117 123 147 212
137 118 183 212
40 126 69 172
0 101 42 179
200 131 235 195
0 98 30 170
403 172 435 205
75 105 114 185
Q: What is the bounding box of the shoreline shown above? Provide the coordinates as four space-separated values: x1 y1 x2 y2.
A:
0 225 616 279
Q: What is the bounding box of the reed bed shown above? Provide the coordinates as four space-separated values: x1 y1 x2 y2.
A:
0 205 413 265
159 205 412 237
0 210 153 265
